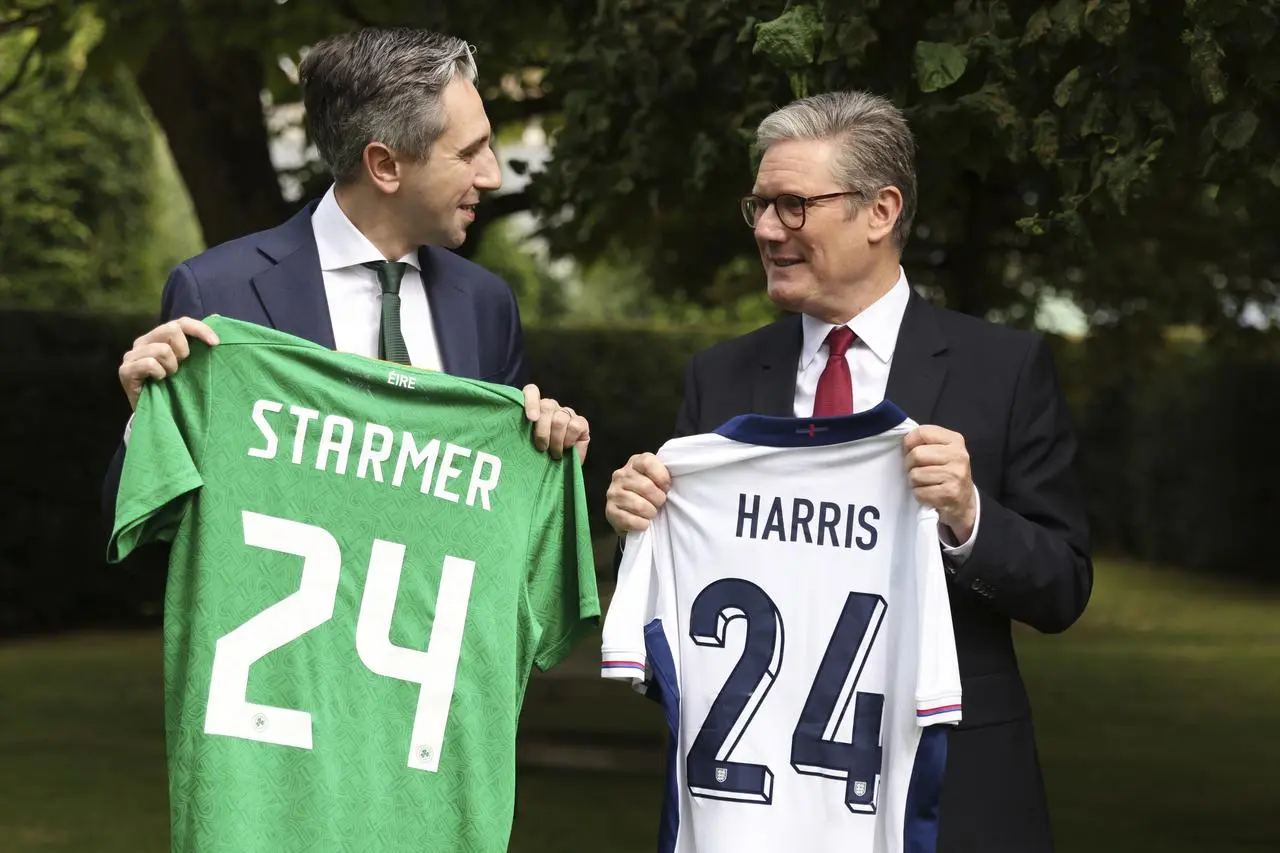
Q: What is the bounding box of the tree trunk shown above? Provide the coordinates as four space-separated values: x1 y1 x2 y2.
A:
135 20 288 249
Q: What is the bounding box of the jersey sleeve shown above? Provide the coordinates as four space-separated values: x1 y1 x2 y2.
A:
106 341 212 564
599 528 657 692
913 507 964 726
524 451 600 672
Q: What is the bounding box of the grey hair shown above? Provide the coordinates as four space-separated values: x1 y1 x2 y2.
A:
756 91 918 248
299 27 479 183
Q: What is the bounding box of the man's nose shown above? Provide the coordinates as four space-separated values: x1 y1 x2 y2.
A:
753 202 788 242
476 147 502 190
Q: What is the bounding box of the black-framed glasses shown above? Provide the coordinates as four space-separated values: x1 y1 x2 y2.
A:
740 191 861 230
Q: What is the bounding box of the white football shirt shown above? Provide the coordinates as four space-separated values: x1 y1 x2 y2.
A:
601 401 962 853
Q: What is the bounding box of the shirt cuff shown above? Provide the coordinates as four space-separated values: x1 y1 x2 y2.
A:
123 413 134 446
939 486 981 563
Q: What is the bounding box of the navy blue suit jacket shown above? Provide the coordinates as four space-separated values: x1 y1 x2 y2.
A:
103 201 528 521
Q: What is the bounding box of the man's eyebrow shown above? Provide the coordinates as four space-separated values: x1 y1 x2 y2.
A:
458 131 491 155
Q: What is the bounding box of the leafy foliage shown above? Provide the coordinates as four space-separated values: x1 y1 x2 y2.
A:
914 40 969 93
5 0 1279 331
754 4 824 96
0 21 175 312
6 0 569 248
527 0 793 311
530 0 1280 331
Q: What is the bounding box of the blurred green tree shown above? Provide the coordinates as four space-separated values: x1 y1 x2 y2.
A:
533 0 1280 335
0 14 198 312
5 0 1278 333
2 0 562 252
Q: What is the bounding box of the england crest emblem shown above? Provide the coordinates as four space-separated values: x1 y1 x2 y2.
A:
715 767 728 783
853 780 868 797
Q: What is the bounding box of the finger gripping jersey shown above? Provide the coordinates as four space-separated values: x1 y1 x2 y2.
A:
601 402 962 853
108 315 599 853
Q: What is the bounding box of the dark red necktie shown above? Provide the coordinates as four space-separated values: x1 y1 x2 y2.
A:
813 326 855 417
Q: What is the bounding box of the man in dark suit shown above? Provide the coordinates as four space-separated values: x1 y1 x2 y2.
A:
105 27 588 516
605 91 1092 852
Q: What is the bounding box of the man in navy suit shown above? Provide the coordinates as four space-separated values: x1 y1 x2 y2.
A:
105 27 588 516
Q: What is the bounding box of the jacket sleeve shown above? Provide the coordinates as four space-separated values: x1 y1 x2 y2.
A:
494 284 529 390
946 336 1093 633
673 353 703 439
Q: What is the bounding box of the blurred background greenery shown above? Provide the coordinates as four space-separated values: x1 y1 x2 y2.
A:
1 1 1278 851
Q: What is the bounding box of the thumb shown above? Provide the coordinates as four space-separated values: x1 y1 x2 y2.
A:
522 384 541 421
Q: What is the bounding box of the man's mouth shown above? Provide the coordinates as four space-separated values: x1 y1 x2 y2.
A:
770 256 804 268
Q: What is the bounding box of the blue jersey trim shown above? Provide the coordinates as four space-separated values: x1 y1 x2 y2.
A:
714 399 910 447
903 726 948 852
644 619 681 853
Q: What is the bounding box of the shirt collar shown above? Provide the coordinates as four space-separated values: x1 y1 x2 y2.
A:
312 184 421 272
800 267 911 368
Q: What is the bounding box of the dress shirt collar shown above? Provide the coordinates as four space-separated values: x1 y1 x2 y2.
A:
800 266 911 368
312 184 421 272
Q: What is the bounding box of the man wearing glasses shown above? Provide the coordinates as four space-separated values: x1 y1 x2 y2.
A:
603 91 1092 852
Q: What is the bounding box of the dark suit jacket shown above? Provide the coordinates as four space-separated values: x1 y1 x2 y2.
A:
102 201 528 522
671 290 1092 853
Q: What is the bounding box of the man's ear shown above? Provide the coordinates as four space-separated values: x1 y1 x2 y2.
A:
865 185 904 245
362 142 401 194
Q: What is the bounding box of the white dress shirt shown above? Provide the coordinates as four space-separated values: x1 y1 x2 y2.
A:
312 185 443 370
795 267 980 561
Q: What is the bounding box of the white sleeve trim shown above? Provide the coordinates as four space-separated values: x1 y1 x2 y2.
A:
916 508 963 727
600 528 657 692
600 649 648 682
915 693 963 726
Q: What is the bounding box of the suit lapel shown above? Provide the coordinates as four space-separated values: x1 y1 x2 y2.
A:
752 315 803 416
419 247 479 379
885 290 948 424
250 203 336 349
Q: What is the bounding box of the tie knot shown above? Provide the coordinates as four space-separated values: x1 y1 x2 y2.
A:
825 325 855 357
363 260 408 295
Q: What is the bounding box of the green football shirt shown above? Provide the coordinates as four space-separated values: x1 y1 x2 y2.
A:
108 315 599 853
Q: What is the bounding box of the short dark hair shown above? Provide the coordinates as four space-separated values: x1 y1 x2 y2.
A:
299 27 478 183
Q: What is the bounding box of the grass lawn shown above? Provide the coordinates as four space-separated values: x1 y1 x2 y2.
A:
0 558 1276 852
1017 560 1280 852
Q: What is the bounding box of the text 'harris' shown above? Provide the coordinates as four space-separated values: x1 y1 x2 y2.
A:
736 493 879 550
